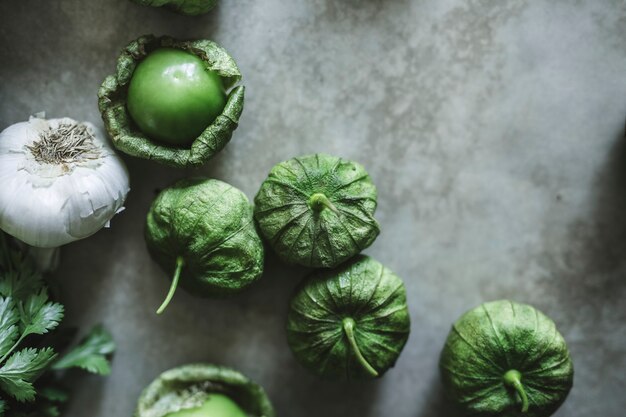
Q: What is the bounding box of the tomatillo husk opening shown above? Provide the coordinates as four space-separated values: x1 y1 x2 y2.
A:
98 35 244 168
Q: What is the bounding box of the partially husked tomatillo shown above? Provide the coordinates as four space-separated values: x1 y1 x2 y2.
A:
98 35 244 168
135 364 275 417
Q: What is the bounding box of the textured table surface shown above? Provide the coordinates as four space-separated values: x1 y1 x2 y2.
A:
1 1 626 416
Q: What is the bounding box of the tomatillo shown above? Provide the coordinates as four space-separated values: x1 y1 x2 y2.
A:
99 35 244 168
165 394 247 417
135 364 275 417
127 48 227 147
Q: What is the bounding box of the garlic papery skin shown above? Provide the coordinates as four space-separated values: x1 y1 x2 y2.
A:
0 116 130 248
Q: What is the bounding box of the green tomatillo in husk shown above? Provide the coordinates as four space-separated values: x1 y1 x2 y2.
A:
135 364 275 417
439 300 574 417
98 35 244 168
254 154 380 268
287 255 410 380
145 178 264 314
130 0 217 15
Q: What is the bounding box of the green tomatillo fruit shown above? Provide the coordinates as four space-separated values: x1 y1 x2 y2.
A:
127 48 226 147
254 154 380 268
98 35 244 168
145 178 264 314
439 300 574 417
165 394 246 417
130 0 217 15
287 255 410 380
135 364 275 417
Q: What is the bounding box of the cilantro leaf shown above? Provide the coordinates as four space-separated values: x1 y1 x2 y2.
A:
0 233 45 303
0 348 57 402
52 326 115 375
18 292 63 338
0 233 115 414
0 299 19 359
0 378 33 404
0 269 44 303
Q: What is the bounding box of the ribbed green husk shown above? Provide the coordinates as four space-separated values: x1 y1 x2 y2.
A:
254 154 380 268
287 255 410 380
440 300 574 417
130 0 217 15
98 35 243 168
135 364 275 417
145 178 264 296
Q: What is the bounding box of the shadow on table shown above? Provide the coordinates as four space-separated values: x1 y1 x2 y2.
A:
59 373 108 416
241 252 382 417
584 123 626 289
539 124 626 309
273 363 382 417
414 367 459 417
529 122 626 417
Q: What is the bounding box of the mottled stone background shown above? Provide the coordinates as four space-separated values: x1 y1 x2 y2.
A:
1 0 626 416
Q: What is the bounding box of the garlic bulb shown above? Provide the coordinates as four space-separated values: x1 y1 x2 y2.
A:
0 116 130 248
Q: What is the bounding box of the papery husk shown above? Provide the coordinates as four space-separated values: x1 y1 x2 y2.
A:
286 255 410 380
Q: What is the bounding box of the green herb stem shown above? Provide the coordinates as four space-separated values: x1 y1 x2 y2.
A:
156 256 185 315
342 317 379 377
0 334 26 364
308 193 339 215
503 369 529 413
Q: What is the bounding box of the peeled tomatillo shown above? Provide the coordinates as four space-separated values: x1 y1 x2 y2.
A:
164 394 247 417
127 48 226 147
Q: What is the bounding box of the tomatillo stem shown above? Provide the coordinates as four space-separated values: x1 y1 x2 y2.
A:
309 193 339 214
157 256 185 315
503 369 529 413
342 317 379 377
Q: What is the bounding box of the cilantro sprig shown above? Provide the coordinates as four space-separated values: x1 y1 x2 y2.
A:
0 233 115 416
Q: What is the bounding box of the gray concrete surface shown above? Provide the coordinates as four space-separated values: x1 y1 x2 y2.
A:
1 0 626 416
